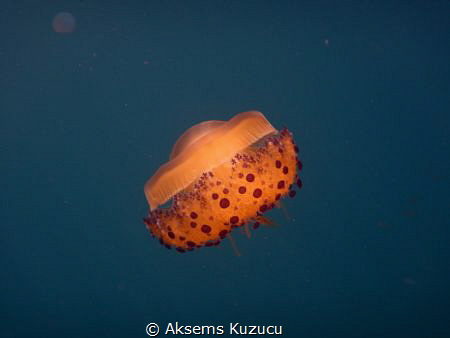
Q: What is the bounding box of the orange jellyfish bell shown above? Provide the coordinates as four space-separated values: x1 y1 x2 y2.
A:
143 111 303 252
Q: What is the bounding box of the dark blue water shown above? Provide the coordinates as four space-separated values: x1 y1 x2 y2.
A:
1 1 449 337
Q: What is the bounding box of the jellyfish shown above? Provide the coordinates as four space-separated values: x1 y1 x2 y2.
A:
143 111 303 252
52 12 76 34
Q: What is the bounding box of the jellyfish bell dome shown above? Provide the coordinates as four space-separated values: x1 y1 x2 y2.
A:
145 111 277 210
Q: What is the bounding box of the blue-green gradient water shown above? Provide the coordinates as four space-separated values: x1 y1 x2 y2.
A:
1 1 449 337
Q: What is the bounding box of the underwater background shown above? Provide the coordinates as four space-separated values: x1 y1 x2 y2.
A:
1 1 449 337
